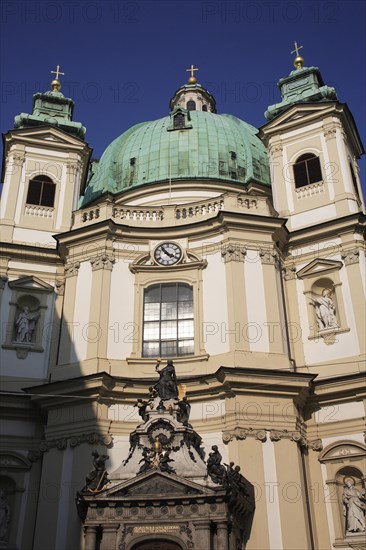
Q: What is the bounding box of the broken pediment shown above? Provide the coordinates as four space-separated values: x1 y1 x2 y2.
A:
261 102 338 134
8 276 54 293
296 259 343 279
6 125 85 147
100 470 206 499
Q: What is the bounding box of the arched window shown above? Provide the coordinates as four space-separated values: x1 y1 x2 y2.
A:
187 100 196 111
142 283 194 357
26 175 56 207
173 113 185 129
202 105 208 112
293 154 322 188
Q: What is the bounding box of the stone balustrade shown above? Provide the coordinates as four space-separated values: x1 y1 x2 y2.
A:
73 192 271 229
25 204 54 218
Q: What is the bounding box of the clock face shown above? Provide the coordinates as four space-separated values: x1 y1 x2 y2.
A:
154 242 183 266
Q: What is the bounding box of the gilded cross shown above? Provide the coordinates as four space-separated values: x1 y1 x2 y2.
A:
51 65 65 80
291 42 303 57
186 64 198 78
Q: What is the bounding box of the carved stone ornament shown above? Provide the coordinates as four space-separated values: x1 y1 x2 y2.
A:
283 265 297 280
323 123 338 141
269 142 283 158
259 248 279 265
27 433 113 462
90 254 115 271
222 427 267 443
269 429 307 447
55 279 65 295
221 244 247 263
310 439 323 452
64 261 80 278
341 248 360 266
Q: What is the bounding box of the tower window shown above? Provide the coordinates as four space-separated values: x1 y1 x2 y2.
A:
187 100 196 111
173 113 185 129
142 283 194 357
26 176 56 207
130 157 136 166
293 154 322 188
230 151 237 160
202 105 207 112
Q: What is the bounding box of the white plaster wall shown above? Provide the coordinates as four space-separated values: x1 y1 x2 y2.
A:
71 262 92 362
55 163 68 230
8 261 57 273
107 261 135 359
202 252 229 355
243 251 269 353
315 401 364 423
290 204 337 229
190 399 225 422
107 435 131 472
12 227 57 247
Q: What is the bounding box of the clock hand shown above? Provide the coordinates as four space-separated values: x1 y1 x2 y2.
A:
161 245 175 258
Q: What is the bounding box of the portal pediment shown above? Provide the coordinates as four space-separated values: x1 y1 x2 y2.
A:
8 276 54 293
296 259 343 279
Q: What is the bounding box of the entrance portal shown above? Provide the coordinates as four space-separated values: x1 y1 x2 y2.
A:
131 540 183 550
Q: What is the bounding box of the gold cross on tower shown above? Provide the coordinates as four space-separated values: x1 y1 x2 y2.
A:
291 41 303 57
186 64 198 84
291 42 304 69
51 64 65 80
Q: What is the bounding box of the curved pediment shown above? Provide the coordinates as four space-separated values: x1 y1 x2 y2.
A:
319 440 366 463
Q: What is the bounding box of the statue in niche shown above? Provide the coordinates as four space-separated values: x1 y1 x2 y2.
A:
14 305 40 343
0 490 10 541
342 478 366 533
153 359 178 400
310 288 338 331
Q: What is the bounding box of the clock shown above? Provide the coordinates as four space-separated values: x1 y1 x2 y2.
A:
154 242 183 266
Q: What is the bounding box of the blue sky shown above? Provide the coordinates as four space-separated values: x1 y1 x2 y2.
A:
1 0 365 191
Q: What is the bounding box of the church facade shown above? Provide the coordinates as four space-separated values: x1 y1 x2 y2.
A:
0 53 365 550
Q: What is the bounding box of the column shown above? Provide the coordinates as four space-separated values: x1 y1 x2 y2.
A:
84 526 98 550
216 522 229 550
87 254 114 360
100 523 119 550
194 520 212 549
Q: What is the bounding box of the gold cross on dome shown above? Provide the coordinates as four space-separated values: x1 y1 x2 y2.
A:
51 65 65 80
291 42 303 57
186 64 198 78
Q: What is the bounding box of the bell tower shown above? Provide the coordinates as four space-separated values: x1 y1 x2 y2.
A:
259 45 364 231
0 66 91 245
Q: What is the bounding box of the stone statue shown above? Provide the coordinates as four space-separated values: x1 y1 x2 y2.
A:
177 396 191 425
134 398 149 422
83 450 109 492
154 359 178 400
342 479 366 533
159 450 175 474
310 289 338 331
14 306 40 343
207 445 226 484
138 448 153 473
0 490 10 541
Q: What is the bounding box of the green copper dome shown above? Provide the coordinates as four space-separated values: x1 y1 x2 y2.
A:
81 110 270 206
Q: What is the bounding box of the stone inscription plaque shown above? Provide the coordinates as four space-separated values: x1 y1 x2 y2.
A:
133 525 180 534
